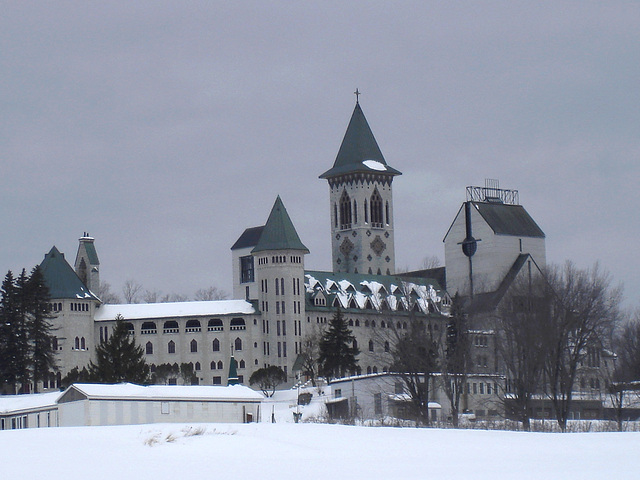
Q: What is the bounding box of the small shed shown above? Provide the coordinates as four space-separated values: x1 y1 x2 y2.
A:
0 391 60 430
57 383 263 426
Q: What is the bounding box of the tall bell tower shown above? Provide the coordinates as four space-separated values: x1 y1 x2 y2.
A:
320 97 401 275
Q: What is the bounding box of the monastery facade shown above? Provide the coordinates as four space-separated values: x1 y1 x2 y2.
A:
37 100 556 418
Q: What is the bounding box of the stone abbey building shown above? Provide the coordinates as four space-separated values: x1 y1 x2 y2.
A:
37 100 557 415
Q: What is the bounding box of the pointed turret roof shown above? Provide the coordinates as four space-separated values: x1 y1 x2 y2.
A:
252 196 309 254
39 246 99 300
320 102 401 179
227 356 239 386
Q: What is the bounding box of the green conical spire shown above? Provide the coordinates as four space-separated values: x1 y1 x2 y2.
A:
320 102 401 179
227 355 239 385
252 196 309 254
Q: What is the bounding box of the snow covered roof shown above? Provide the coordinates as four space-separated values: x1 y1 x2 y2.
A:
58 383 264 403
0 391 61 414
93 300 256 322
305 270 444 315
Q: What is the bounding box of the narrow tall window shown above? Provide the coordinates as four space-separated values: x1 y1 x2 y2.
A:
353 199 358 224
235 337 242 351
212 338 220 352
364 199 368 223
168 340 176 354
340 190 352 229
240 255 254 283
370 188 383 226
190 339 198 353
146 342 153 354
334 204 338 228
385 201 390 224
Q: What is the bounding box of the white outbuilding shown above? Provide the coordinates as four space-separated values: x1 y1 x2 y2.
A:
57 383 263 426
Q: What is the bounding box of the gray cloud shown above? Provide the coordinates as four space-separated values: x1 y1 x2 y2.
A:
1 2 637 308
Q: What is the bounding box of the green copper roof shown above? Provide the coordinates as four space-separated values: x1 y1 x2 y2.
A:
80 237 100 265
39 246 99 301
320 102 401 179
252 196 309 254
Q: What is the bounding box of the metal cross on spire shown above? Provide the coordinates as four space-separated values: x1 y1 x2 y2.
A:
354 88 361 104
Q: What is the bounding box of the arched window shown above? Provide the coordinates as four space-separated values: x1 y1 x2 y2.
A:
369 340 374 352
141 321 157 334
168 340 176 354
195 362 201 371
365 319 370 327
334 204 338 228
217 360 223 370
125 323 135 335
381 321 386 328
353 199 358 223
353 338 358 350
74 337 80 350
212 338 220 352
239 359 246 369
364 199 368 223
348 319 353 326
185 319 201 332
367 366 372 374
384 341 390 353
339 190 352 229
370 188 383 226
235 337 242 352
80 337 86 350
208 318 223 331
146 342 153 354
355 319 360 327
190 339 198 353
373 366 378 374
163 320 179 334
385 201 390 224
230 318 246 330
371 320 376 328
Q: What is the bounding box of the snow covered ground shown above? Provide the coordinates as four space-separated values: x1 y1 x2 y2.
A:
1 421 638 479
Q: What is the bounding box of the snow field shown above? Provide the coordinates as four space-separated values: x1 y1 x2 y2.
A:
1 422 638 480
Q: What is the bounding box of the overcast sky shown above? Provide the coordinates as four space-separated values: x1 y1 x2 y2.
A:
1 2 638 309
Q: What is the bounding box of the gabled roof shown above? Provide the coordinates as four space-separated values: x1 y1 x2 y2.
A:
465 253 544 313
57 383 263 403
231 226 265 250
39 246 99 301
474 202 545 238
443 201 545 242
320 102 401 179
305 270 444 315
252 196 309 254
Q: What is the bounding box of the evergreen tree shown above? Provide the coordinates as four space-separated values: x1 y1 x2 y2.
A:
88 315 149 383
249 365 287 397
14 270 31 392
0 271 20 390
318 307 359 380
25 266 57 392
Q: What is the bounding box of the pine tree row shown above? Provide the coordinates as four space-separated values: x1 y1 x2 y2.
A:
0 267 57 394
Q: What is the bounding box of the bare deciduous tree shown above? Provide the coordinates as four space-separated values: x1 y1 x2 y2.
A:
439 293 471 427
494 276 548 431
94 281 121 304
543 261 622 432
194 286 229 301
122 280 142 304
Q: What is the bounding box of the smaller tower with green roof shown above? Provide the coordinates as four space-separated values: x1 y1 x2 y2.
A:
251 196 308 384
